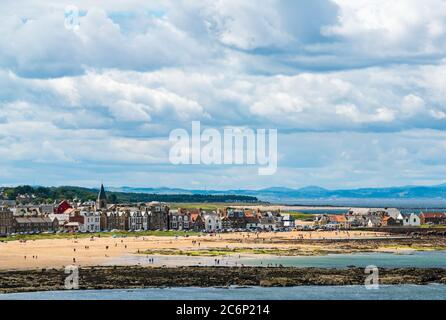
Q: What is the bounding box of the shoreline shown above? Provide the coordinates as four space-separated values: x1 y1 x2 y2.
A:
1 266 446 294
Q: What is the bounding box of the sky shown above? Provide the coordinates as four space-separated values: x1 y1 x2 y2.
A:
1 0 446 190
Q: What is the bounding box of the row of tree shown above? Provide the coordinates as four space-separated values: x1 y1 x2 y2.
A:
0 185 259 204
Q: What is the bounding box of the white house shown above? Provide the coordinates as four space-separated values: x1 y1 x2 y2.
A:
402 213 421 227
80 211 101 232
386 208 403 221
203 212 222 232
281 214 295 228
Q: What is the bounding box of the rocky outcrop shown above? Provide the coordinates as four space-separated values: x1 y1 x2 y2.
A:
0 266 445 294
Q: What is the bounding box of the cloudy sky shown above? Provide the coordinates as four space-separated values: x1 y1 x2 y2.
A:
2 0 446 190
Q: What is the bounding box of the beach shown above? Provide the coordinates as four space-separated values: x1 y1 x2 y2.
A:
0 230 444 270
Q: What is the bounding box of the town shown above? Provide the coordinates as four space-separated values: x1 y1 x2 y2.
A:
1 184 446 237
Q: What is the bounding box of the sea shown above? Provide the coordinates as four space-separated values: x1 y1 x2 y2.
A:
1 285 446 300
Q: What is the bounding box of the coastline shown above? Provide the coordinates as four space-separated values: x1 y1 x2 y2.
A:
1 266 446 294
1 231 445 270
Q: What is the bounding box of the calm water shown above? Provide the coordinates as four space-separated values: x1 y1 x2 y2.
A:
1 285 445 300
108 251 446 268
240 251 446 268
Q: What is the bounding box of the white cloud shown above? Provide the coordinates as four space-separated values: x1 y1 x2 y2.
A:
1 1 446 188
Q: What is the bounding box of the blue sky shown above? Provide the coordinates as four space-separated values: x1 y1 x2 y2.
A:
1 0 446 189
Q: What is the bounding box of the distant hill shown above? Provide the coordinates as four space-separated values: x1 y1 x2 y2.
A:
108 183 446 202
0 185 259 204
3 183 446 206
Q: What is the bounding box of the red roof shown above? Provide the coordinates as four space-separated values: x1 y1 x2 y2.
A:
329 215 347 223
421 212 446 218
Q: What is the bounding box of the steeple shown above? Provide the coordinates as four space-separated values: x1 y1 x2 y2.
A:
97 183 107 210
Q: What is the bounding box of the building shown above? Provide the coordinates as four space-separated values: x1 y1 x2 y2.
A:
329 215 350 229
203 211 222 232
56 200 72 214
128 210 148 231
81 211 101 232
258 211 283 231
39 204 55 214
281 214 296 229
245 216 260 230
224 208 248 229
386 208 403 221
190 210 205 231
402 213 421 227
96 184 107 210
169 209 191 230
419 212 446 225
13 217 58 234
0 207 14 236
147 202 169 230
366 215 382 228
101 211 129 231
48 213 69 229
382 216 400 227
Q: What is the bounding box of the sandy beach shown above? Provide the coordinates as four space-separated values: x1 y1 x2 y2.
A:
0 230 418 270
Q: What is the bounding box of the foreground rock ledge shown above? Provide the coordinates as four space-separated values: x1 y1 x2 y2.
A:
1 266 446 294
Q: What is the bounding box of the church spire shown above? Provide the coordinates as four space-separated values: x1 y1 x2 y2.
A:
97 183 107 210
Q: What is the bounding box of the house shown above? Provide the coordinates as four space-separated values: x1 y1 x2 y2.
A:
0 206 14 236
64 221 81 232
169 209 191 231
328 215 350 229
257 210 283 231
259 216 276 230
366 215 382 228
224 208 248 229
419 212 446 225
386 208 403 221
69 210 85 229
382 216 400 227
101 211 129 231
128 210 148 231
402 213 421 227
56 200 72 214
40 204 55 214
147 202 169 230
81 211 101 232
202 211 222 232
13 217 58 233
314 214 330 226
48 213 69 229
281 214 295 229
190 210 205 231
245 216 261 230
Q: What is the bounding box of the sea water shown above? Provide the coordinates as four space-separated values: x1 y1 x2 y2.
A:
1 285 445 300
